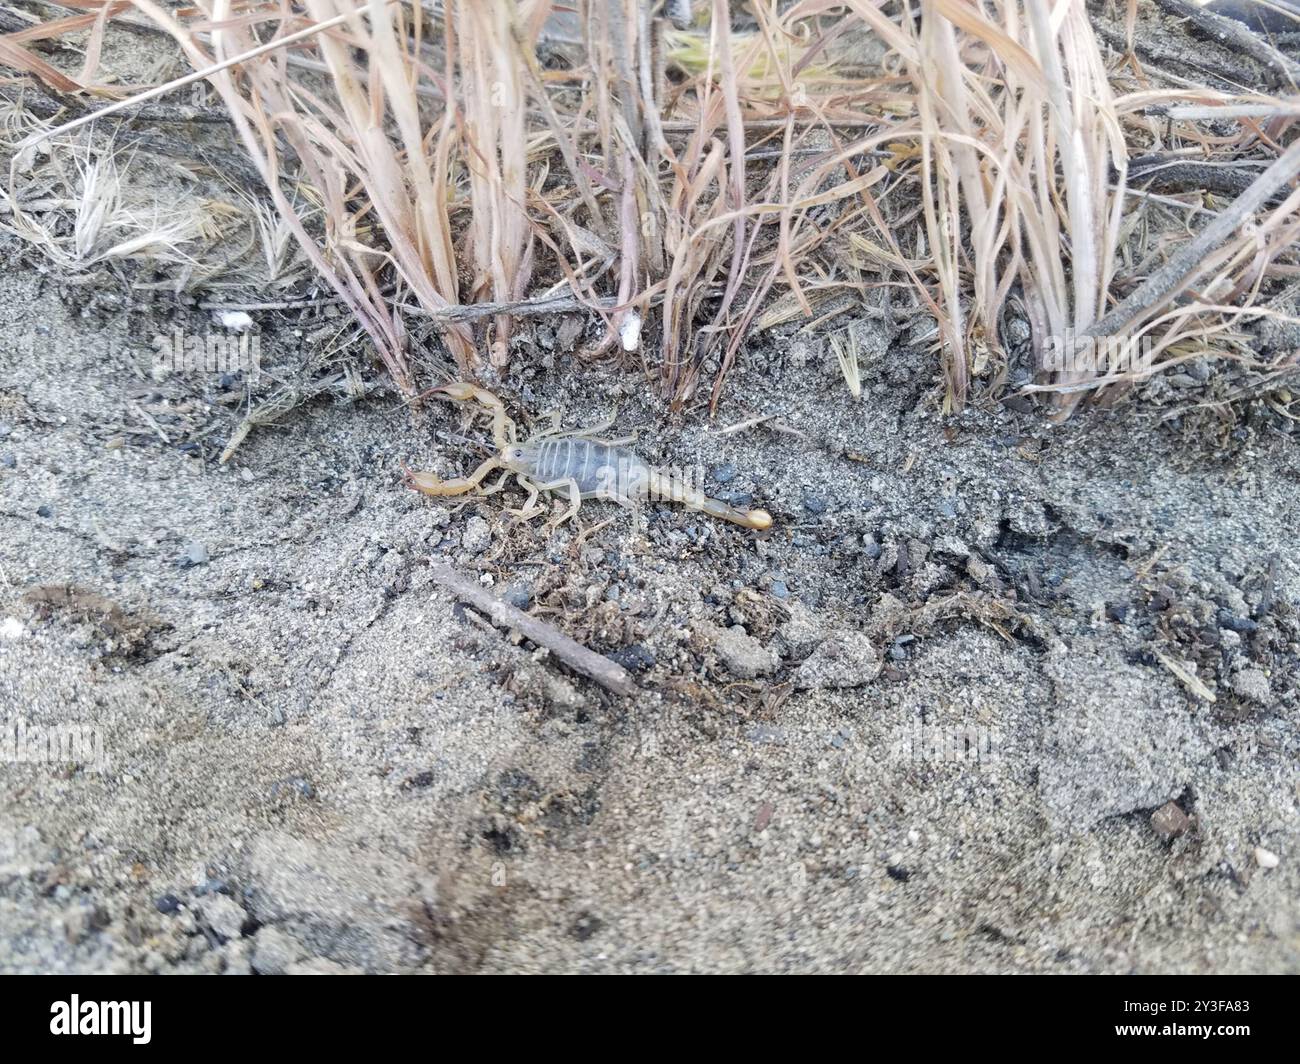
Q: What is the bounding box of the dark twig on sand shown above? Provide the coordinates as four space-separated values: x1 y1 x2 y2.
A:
400 290 668 324
402 293 604 323
1154 0 1300 87
1089 137 1300 339
426 563 639 697
1128 154 1269 200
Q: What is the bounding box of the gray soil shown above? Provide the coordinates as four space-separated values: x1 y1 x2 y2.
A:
3 245 1296 974
1 6 1297 974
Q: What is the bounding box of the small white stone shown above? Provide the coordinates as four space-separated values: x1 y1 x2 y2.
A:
0 617 24 640
1255 846 1280 870
619 311 642 351
213 309 254 332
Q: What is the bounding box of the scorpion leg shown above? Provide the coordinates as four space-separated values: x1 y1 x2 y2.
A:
574 516 615 549
521 477 583 532
404 456 503 497
507 475 547 522
548 479 584 531
571 406 639 444
530 410 564 439
481 468 512 496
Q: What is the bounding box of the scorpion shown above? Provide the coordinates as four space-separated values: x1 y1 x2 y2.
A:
404 383 773 532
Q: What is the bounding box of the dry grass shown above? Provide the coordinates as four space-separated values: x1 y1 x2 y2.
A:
5 0 1299 416
1 140 206 270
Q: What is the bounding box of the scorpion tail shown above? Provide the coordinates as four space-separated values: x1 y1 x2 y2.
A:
696 496 773 531
649 470 772 531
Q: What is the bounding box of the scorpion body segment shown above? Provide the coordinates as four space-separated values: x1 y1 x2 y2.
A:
405 384 772 532
522 437 651 498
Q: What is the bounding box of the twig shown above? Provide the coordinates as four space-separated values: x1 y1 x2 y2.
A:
1128 154 1267 199
199 296 344 312
1089 137 1300 339
1153 648 1217 703
1164 102 1300 120
710 412 776 436
220 369 367 464
1153 0 1300 89
1091 20 1248 90
399 289 666 323
400 292 606 323
132 402 171 444
426 563 639 697
3 82 234 127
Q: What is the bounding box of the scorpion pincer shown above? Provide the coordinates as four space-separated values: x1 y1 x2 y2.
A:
405 383 772 532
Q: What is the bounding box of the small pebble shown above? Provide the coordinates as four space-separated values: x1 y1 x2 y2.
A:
36 504 53 519
713 624 778 679
803 494 828 515
1254 846 1279 870
251 927 304 975
271 776 316 800
155 894 183 915
198 895 247 942
746 724 786 745
180 542 210 567
1217 609 1257 634
710 463 736 484
504 584 533 609
1231 668 1271 705
1150 801 1191 841
610 644 656 672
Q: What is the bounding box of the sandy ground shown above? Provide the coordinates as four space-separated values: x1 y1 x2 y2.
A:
1 227 1296 972
1 2 1298 973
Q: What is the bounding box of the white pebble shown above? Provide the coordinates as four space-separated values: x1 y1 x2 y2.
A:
1255 846 1279 869
0 617 24 640
213 309 254 332
619 311 642 352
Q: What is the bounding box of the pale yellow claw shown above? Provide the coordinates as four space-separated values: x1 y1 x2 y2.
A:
405 469 473 497
432 381 515 448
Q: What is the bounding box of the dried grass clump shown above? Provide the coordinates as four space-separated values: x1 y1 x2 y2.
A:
890 1 1300 415
5 0 1300 417
900 0 1127 413
1 142 205 270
